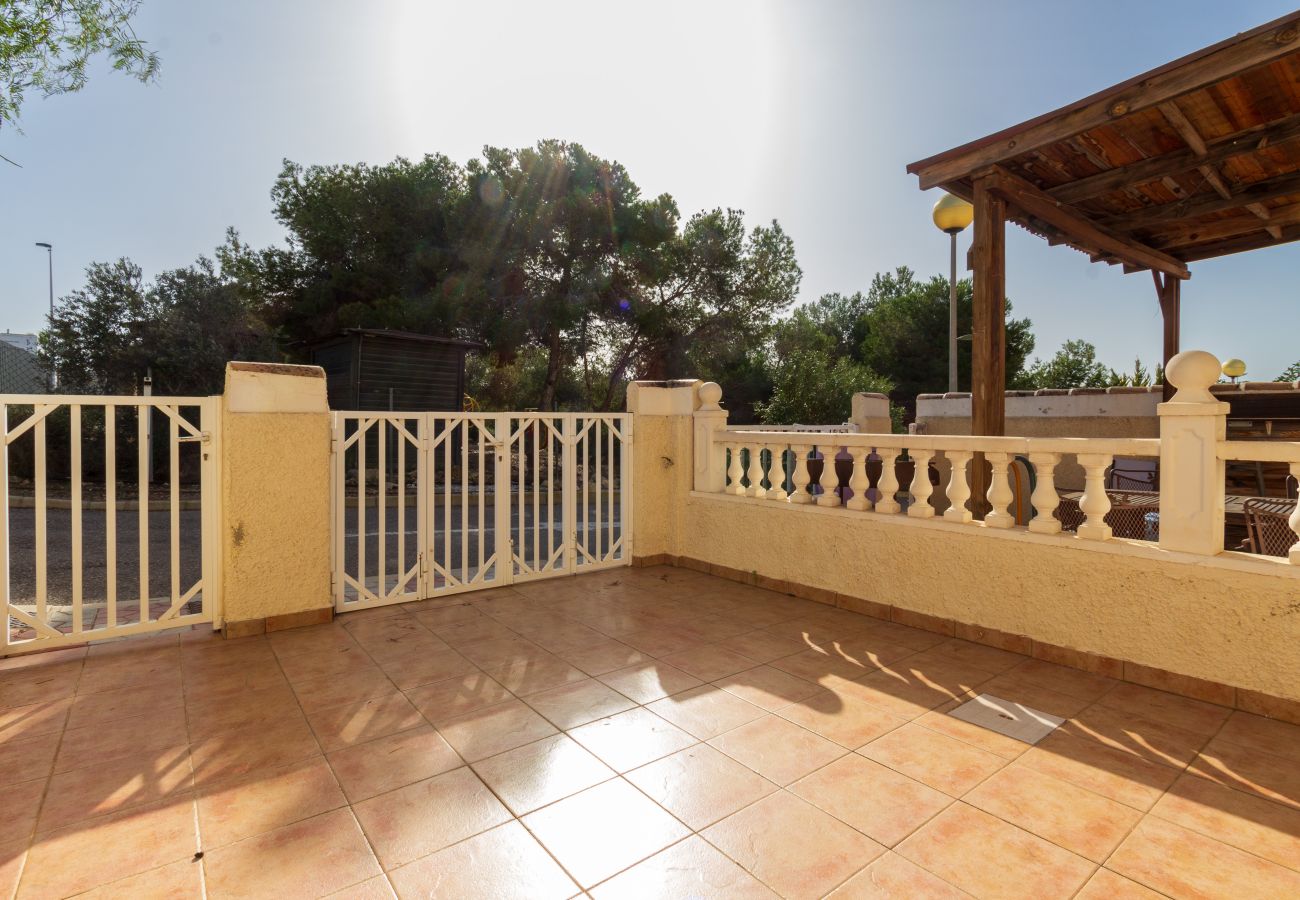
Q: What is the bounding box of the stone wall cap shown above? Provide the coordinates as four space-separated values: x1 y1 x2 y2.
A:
1068 388 1107 396
1034 389 1070 396
1105 386 1150 394
630 379 698 388
943 392 971 399
855 392 890 400
227 361 324 378
916 393 946 400
1004 390 1036 397
1242 381 1299 391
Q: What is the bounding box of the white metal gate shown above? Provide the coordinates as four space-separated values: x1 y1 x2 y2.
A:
1 395 222 654
331 412 632 611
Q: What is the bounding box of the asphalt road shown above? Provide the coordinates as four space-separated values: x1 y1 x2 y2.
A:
6 498 623 605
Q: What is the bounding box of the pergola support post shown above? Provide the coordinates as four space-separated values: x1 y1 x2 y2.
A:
969 175 1006 518
1154 272 1182 402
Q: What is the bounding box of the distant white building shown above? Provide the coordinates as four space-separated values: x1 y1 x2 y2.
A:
0 332 38 353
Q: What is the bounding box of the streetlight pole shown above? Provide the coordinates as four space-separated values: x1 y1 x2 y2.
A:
931 194 974 393
35 242 54 389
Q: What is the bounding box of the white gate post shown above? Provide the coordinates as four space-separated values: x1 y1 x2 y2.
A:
1158 350 1229 556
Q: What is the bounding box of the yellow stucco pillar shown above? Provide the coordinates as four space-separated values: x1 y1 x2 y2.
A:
220 362 333 635
625 379 704 564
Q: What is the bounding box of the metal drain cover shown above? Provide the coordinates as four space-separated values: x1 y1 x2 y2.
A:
948 693 1064 744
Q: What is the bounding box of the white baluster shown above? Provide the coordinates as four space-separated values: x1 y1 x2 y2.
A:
944 451 973 523
1077 453 1113 540
744 443 764 498
1289 463 1299 565
726 442 745 495
765 445 789 501
845 446 872 511
983 451 1015 528
1027 452 1063 534
789 444 813 504
875 448 901 514
908 450 935 518
816 444 842 507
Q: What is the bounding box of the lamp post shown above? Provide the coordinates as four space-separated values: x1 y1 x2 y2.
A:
932 194 974 393
35 242 54 389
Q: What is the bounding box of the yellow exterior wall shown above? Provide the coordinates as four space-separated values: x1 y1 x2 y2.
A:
220 363 332 624
677 494 1300 702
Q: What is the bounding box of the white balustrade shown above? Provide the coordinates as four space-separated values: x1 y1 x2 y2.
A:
816 446 842 507
1076 452 1114 541
845 447 872 511
1026 452 1063 535
744 444 764 498
908 450 935 518
789 444 813 504
943 451 973 524
983 451 1015 529
765 446 789 500
875 449 901 515
1291 463 1300 565
726 442 745 496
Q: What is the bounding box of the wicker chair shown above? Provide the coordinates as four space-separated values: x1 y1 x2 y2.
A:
1055 491 1159 541
1107 464 1158 491
1243 498 1299 557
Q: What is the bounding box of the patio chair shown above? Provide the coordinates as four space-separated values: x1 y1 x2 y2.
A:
1055 491 1159 541
1107 464 1157 491
1243 497 1299 557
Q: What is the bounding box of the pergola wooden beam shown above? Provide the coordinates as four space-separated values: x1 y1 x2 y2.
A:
1176 222 1300 262
907 13 1300 191
1050 110 1300 204
1104 169 1300 230
1152 271 1181 402
982 165 1191 278
1147 201 1300 249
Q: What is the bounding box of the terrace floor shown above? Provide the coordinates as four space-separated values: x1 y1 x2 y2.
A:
2 567 1299 899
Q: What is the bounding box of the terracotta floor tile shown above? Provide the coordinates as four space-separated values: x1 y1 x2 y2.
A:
848 666 983 720
353 766 511 869
65 678 183 729
326 874 397 899
1094 681 1231 737
268 624 358 658
291 668 398 713
1017 730 1180 811
0 777 45 845
1073 868 1167 900
432 615 520 647
327 725 462 802
0 731 59 787
204 807 381 898
409 602 482 630
191 717 321 787
911 701 1033 760
435 698 558 762
377 647 479 691
619 625 704 658
1000 658 1117 702
68 856 202 898
455 635 548 669
184 683 303 740
39 744 193 830
522 778 690 888
646 685 767 740
859 723 1006 797
1188 737 1300 810
716 629 808 663
626 744 777 830
790 754 952 847
403 671 514 724
55 705 188 773
702 790 883 900
775 687 909 748
196 757 347 848
277 644 379 683
1152 771 1300 870
388 820 576 899
472 732 614 815
0 698 70 746
182 660 289 703
919 638 1026 675
306 692 426 751
1108 816 1300 898
826 851 971 899
559 639 650 676
19 798 198 900
523 677 636 730
482 652 587 697
712 664 822 712
569 707 698 772
78 653 182 695
896 803 1093 899
592 835 777 899
709 714 846 785
969 674 1094 719
1061 703 1212 770
597 661 703 704
963 764 1141 862
769 646 883 683
1216 709 1300 763
659 645 762 681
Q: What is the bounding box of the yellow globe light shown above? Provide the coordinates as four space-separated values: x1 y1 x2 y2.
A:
1221 358 1247 380
932 192 974 234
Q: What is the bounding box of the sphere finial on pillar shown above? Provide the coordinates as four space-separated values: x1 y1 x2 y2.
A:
698 382 723 411
1165 350 1221 404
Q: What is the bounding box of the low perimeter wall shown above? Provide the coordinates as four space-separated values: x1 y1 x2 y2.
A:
628 379 1300 716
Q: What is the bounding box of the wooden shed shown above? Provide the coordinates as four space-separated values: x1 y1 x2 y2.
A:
307 329 483 411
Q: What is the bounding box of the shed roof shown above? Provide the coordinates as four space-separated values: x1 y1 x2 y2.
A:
907 11 1300 272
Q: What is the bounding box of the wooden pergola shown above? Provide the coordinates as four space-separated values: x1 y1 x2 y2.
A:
908 10 1300 439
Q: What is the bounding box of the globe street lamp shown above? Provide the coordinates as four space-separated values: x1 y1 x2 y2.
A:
932 194 974 393
1221 358 1247 383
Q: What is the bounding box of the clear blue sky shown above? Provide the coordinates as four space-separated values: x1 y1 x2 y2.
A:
2 0 1297 378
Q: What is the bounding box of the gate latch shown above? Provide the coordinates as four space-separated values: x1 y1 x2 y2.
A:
177 432 212 444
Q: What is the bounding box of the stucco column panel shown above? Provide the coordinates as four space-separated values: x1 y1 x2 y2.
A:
626 380 701 562
220 362 333 633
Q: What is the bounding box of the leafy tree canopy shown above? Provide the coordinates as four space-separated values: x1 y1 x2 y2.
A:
1 0 159 128
1278 360 1300 383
